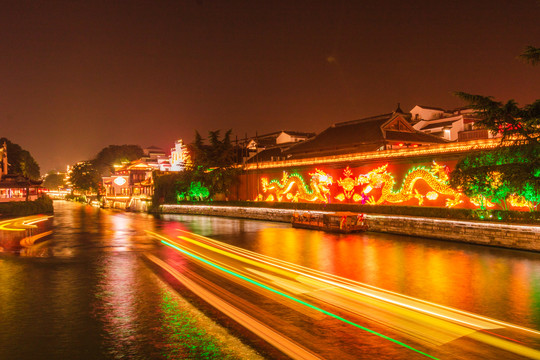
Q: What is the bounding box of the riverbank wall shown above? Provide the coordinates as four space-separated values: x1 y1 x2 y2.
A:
159 204 540 252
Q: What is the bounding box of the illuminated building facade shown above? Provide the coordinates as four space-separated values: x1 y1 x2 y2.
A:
410 105 500 142
225 107 534 211
167 139 190 171
0 174 44 202
231 135 532 211
102 141 191 210
102 161 154 210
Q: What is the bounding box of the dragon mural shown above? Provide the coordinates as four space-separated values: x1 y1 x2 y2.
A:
260 169 333 203
358 162 463 207
335 167 367 203
258 162 463 208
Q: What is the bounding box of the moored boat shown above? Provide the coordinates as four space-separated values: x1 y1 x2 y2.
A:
291 211 368 233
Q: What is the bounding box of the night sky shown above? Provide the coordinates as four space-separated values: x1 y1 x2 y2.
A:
1 0 539 172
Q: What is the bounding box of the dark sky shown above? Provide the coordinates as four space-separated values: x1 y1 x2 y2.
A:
1 0 539 172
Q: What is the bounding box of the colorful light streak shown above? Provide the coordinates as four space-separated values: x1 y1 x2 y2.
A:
174 230 540 336
157 228 540 360
0 215 52 232
146 253 319 360
155 234 439 360
20 230 53 247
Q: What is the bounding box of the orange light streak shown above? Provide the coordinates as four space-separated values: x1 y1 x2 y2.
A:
173 229 540 337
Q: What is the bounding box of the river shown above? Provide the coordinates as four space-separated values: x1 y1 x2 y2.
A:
1 201 539 359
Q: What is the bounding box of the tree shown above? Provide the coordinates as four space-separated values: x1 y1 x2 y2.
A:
453 92 540 146
18 150 41 180
519 45 540 66
69 162 101 195
0 137 41 180
451 46 540 211
43 171 66 190
450 148 539 210
189 129 240 198
92 145 144 176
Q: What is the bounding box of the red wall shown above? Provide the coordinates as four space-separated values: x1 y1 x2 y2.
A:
230 155 529 211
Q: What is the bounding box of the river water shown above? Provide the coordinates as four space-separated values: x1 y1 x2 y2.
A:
1 201 539 359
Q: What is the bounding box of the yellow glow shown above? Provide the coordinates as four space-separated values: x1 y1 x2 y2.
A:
426 191 438 200
508 194 533 209
0 215 52 232
470 195 496 208
259 162 463 207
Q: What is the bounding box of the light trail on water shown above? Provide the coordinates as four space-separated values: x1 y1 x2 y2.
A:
147 229 540 359
175 229 540 338
0 215 52 231
149 230 439 359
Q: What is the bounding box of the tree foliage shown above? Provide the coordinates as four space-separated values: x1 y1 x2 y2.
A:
0 137 41 180
449 97 540 210
43 171 66 190
450 147 540 210
69 162 101 194
453 92 540 146
452 48 539 211
92 145 144 176
519 45 540 66
188 129 239 197
153 129 240 205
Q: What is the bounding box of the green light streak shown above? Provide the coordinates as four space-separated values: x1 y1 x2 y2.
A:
161 239 439 360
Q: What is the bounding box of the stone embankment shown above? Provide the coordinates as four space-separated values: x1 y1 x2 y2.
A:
160 205 540 252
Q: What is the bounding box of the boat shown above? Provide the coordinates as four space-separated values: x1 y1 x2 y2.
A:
291 211 368 233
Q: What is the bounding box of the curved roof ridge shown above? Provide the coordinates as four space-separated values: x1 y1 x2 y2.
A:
334 113 393 127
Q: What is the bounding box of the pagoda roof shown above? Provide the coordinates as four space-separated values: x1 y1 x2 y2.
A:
0 174 43 188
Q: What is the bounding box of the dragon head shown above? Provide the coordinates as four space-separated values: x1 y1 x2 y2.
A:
357 164 389 193
309 169 333 194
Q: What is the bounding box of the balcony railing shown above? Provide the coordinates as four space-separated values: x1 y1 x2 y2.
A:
458 129 490 141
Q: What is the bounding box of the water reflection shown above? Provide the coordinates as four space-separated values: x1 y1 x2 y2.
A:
0 202 262 360
2 202 539 359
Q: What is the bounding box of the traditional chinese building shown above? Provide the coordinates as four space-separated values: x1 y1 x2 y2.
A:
283 107 447 160
0 174 44 202
102 141 191 210
228 107 529 211
102 161 155 210
241 130 315 163
164 139 190 171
